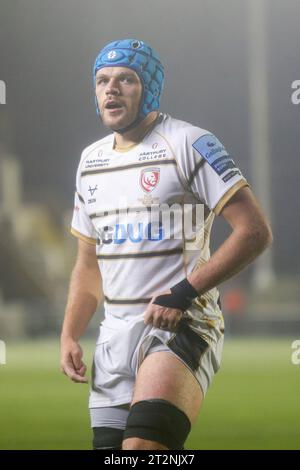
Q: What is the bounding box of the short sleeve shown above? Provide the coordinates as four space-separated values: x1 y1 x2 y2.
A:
70 164 98 245
177 128 249 215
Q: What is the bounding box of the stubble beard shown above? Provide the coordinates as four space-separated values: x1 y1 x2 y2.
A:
100 100 140 131
103 112 138 131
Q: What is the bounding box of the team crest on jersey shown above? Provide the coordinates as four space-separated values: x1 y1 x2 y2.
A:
140 168 160 193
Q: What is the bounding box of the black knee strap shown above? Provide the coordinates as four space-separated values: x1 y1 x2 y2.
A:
123 399 191 450
92 427 123 450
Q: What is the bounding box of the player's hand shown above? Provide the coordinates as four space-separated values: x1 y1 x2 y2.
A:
144 290 183 332
60 337 88 384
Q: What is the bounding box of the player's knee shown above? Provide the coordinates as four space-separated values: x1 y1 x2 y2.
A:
123 399 191 450
92 427 123 450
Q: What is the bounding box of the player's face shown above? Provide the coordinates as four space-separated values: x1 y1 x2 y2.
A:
95 67 143 131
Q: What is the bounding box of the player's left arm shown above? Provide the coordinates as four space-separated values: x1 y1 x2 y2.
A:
187 185 273 294
144 186 273 330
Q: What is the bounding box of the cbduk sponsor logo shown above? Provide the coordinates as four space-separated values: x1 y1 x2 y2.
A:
99 221 164 245
96 203 204 251
0 80 6 104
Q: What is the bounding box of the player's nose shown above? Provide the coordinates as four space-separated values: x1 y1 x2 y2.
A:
105 78 120 96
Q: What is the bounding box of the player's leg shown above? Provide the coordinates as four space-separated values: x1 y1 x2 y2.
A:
122 350 203 450
91 404 129 450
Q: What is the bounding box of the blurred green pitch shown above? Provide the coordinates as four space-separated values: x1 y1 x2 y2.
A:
0 338 299 450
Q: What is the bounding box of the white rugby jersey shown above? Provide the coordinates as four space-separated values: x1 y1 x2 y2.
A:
71 113 248 325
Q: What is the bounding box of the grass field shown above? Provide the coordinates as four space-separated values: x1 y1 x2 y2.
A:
0 337 299 450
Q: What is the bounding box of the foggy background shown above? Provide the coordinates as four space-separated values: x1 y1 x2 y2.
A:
0 0 299 338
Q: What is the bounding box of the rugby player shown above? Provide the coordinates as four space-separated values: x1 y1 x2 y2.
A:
60 39 273 450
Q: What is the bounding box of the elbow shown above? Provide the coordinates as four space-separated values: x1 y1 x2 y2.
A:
265 223 273 248
261 219 273 249
251 221 273 254
237 220 273 257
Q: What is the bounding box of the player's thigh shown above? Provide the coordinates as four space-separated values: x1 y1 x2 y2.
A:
132 351 203 424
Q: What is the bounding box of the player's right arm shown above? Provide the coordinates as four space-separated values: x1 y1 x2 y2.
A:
60 239 103 383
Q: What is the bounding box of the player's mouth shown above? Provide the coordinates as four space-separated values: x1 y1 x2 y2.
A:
105 101 124 114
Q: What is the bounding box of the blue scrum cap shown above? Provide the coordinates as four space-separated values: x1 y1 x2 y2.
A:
93 39 164 122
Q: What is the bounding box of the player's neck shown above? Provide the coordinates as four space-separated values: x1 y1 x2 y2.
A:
113 111 159 150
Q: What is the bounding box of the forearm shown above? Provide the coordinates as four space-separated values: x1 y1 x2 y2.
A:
187 224 272 296
61 262 103 341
